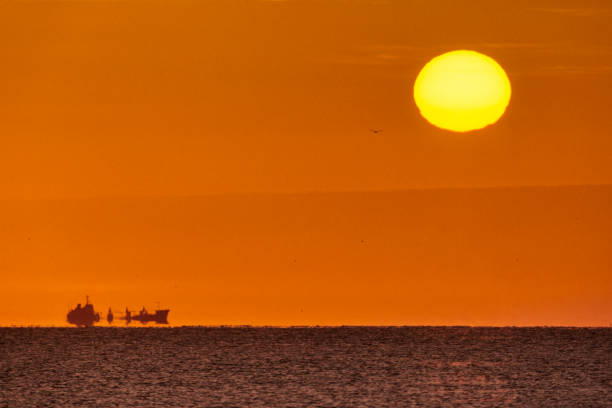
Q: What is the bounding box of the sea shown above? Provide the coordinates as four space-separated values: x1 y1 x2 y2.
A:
1 327 610 407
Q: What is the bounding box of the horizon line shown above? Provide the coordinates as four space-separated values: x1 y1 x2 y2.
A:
2 324 610 329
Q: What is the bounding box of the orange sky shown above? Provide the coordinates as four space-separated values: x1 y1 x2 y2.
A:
1 0 611 326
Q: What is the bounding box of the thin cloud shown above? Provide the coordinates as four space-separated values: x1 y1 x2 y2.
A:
331 42 555 67
475 43 550 50
532 7 612 17
540 65 612 75
259 0 391 3
329 42 612 78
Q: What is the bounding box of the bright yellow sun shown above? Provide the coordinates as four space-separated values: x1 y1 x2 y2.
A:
414 50 511 132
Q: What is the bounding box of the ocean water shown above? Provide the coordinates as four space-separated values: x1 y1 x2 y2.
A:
1 327 610 407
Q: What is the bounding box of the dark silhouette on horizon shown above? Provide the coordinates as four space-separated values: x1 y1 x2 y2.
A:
66 296 100 327
121 307 170 325
66 297 169 326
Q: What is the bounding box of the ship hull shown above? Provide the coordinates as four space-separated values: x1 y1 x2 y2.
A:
67 309 100 327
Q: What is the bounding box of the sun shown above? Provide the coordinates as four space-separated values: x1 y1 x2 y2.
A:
414 50 511 132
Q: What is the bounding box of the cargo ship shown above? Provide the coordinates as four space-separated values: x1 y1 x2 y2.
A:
67 297 170 326
121 307 170 325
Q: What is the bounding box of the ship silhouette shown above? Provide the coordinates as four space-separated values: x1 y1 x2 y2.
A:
66 296 100 327
66 297 169 326
121 307 170 325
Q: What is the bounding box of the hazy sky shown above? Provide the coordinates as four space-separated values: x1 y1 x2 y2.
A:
1 0 611 199
1 1 610 326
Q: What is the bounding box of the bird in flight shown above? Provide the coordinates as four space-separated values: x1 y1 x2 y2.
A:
370 129 382 134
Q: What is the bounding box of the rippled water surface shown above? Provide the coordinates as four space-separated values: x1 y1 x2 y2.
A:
1 327 610 407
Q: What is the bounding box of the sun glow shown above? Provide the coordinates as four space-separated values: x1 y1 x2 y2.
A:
414 50 511 132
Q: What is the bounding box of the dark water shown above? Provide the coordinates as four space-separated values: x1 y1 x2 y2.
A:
1 327 610 407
